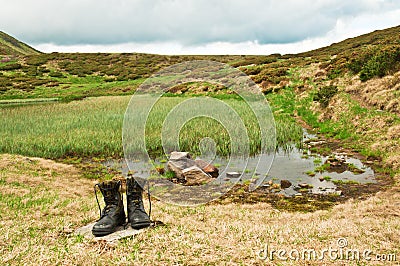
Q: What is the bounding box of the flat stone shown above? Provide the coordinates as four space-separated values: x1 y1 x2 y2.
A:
167 160 195 178
74 222 143 243
195 159 219 178
226 172 241 178
169 151 191 161
299 183 311 188
182 166 212 186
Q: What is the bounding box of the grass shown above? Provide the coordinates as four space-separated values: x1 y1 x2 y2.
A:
0 96 126 158
323 176 332 181
0 98 59 104
1 25 400 265
0 95 303 159
0 75 144 101
332 179 360 185
306 171 316 177
315 163 331 173
313 158 322 165
1 153 399 265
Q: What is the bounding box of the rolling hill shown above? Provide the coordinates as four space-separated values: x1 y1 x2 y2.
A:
0 25 399 107
0 31 41 56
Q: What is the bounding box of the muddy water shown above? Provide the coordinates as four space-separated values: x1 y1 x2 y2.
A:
102 132 375 197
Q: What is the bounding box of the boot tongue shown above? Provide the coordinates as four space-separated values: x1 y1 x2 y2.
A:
104 191 116 204
101 188 119 216
100 182 119 205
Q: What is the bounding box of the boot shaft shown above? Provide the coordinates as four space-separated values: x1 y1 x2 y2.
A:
92 180 126 236
126 176 151 229
98 180 123 207
126 177 144 201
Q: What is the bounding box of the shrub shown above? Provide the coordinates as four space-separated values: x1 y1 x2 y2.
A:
26 56 48 66
0 63 22 70
49 71 65 78
346 45 400 82
359 47 400 81
313 85 338 107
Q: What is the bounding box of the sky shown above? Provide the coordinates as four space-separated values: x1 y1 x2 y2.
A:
1 0 400 55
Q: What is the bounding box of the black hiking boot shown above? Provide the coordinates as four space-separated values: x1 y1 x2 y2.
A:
92 180 126 237
126 177 151 229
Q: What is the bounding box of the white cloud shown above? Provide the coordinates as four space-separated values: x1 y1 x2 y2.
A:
2 0 400 54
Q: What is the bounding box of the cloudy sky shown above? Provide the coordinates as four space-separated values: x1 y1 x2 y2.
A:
2 0 400 55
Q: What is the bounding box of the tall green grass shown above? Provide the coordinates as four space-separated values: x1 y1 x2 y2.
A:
0 96 126 158
0 95 303 159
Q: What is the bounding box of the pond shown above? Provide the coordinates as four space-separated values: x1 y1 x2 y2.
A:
102 130 375 197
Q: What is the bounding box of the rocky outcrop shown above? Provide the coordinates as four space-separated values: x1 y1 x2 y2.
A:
182 166 213 186
167 152 219 185
167 152 195 178
194 159 219 178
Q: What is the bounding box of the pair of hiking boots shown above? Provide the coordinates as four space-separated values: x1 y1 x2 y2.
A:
92 177 150 237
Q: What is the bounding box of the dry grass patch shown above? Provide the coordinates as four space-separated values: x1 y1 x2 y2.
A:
0 154 399 265
345 71 400 114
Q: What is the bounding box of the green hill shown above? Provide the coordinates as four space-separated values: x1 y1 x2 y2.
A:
0 31 41 56
299 25 400 58
0 25 400 104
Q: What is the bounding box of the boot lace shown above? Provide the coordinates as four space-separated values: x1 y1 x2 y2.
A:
94 183 123 220
127 179 152 220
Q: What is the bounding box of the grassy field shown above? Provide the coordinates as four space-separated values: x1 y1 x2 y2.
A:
0 94 303 159
0 154 399 265
1 54 399 265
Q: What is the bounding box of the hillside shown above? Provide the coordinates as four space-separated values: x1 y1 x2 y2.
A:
0 25 400 103
0 31 41 56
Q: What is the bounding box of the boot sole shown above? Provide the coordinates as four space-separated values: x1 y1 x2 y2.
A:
92 216 126 237
92 228 118 237
130 221 151 230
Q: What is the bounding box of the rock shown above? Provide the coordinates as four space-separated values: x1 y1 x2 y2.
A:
226 172 241 178
280 179 292 189
335 190 342 196
203 164 219 178
155 166 164 175
194 158 208 168
182 166 213 186
167 152 220 183
74 222 143 243
194 159 219 178
167 159 195 178
326 157 345 166
319 176 325 182
298 183 312 189
169 151 191 161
